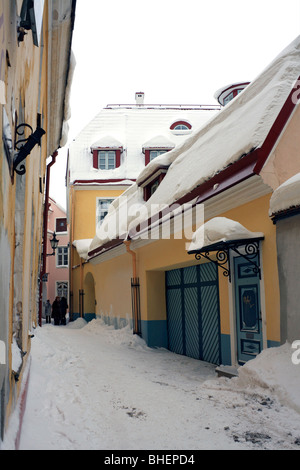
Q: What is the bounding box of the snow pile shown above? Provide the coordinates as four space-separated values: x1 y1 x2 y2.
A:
91 135 123 150
66 317 87 329
84 318 151 351
233 343 300 413
2 319 300 450
11 337 22 373
203 342 300 415
188 217 264 252
142 134 175 151
269 172 300 215
72 239 93 260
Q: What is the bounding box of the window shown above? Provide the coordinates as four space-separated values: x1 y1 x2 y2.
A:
223 92 234 105
144 149 171 165
98 150 116 170
173 124 189 131
150 179 160 196
57 246 68 267
149 150 167 162
56 281 68 298
96 199 114 228
56 217 67 233
92 147 122 170
170 120 192 133
141 169 168 201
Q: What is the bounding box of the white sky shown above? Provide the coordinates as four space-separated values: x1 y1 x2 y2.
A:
50 0 300 209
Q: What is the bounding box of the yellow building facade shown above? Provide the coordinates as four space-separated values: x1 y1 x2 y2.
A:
0 0 76 447
69 37 300 370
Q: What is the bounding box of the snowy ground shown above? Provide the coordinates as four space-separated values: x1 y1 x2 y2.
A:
2 318 300 450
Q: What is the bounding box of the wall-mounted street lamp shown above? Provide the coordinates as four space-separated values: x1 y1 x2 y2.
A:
13 123 45 176
47 232 59 257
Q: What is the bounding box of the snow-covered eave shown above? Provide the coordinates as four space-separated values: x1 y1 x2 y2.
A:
73 239 93 260
70 179 136 186
87 237 125 261
187 217 264 254
269 172 300 222
47 0 76 155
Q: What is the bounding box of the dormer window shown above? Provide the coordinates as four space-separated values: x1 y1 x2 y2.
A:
98 150 116 170
214 82 250 106
173 124 189 130
146 149 171 165
91 136 123 170
138 167 168 201
142 135 175 165
92 149 121 170
170 120 192 135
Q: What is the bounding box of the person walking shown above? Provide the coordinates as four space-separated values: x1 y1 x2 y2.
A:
45 299 52 324
52 297 61 325
60 296 68 325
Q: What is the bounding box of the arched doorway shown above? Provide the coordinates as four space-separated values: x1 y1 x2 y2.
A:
83 272 96 322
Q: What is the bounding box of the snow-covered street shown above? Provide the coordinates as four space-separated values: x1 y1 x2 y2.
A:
3 318 300 450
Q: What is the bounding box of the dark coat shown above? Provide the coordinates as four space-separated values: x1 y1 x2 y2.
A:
60 297 68 314
52 300 61 319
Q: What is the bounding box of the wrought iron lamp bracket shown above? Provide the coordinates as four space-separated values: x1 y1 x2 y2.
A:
13 123 45 176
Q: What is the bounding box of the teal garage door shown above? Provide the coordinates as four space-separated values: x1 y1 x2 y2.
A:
166 263 221 365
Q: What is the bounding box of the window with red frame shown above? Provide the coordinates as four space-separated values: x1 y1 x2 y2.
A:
143 170 167 201
144 149 171 165
92 148 122 169
170 120 192 131
56 218 67 232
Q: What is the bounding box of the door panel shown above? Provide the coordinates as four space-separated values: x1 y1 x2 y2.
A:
234 256 263 364
166 288 184 355
166 263 221 364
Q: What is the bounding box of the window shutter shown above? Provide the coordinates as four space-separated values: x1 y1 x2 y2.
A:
92 150 98 169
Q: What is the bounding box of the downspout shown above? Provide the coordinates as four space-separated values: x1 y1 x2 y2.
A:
124 240 137 279
38 151 58 326
70 185 75 319
124 240 139 334
79 257 83 318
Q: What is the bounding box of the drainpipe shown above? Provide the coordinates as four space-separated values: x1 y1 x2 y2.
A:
79 257 84 318
124 240 139 334
38 151 58 327
124 240 137 279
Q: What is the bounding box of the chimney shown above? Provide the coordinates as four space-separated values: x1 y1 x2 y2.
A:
135 92 144 105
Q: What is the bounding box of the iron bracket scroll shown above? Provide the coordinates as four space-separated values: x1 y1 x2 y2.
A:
192 238 263 283
13 123 46 175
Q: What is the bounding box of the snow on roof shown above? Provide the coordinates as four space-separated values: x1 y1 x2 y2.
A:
188 217 264 253
73 239 93 260
213 81 250 104
142 135 175 151
90 136 123 149
145 36 300 208
269 172 300 216
68 107 218 183
87 36 300 257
